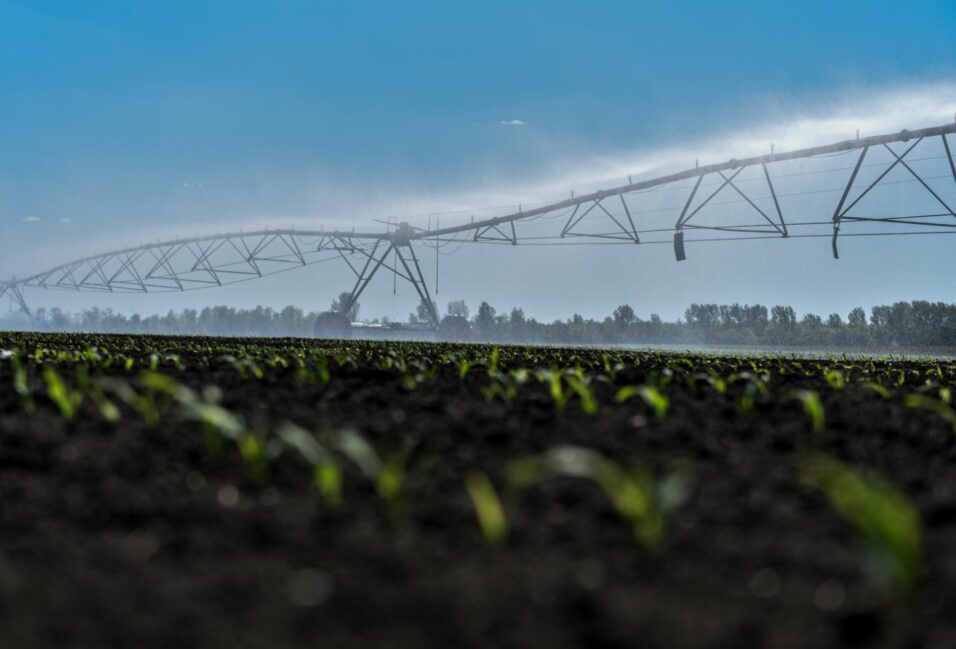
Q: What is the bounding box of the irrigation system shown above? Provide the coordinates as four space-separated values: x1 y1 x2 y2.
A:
3 121 956 331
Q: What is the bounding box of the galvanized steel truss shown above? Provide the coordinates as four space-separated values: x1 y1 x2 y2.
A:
4 122 955 323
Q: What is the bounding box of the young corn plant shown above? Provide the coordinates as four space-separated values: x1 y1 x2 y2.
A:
336 429 408 518
615 385 669 419
457 358 475 380
789 389 825 435
481 367 529 403
138 371 277 477
74 364 120 422
565 372 597 415
464 471 508 545
506 445 691 550
42 365 83 422
277 422 342 506
9 354 34 413
861 381 891 400
99 376 164 428
535 369 598 414
903 393 956 433
221 355 264 380
823 369 846 390
801 453 922 592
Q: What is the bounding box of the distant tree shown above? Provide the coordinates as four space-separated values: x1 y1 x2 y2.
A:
49 307 70 330
330 292 359 321
685 303 720 328
447 300 469 320
848 307 866 326
474 301 496 334
743 305 769 331
870 305 890 327
612 304 637 327
770 305 796 327
19 298 956 348
509 307 527 339
409 298 437 325
510 307 526 325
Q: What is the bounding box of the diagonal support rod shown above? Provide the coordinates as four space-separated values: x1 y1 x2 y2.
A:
945 134 956 189
881 142 956 217
715 170 784 235
676 174 704 231
393 244 440 326
594 200 639 242
620 194 639 243
762 163 787 237
831 146 869 259
1 283 33 322
837 139 920 219
343 240 387 316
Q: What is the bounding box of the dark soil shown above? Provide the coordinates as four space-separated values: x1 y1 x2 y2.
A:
1 334 955 648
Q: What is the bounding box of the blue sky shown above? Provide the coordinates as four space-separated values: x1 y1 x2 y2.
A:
2 1 956 321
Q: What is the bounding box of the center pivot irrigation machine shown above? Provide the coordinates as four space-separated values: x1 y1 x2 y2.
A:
3 122 956 336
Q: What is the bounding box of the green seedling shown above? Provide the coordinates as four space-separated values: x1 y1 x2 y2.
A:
565 373 597 415
824 369 846 390
736 382 759 416
465 471 508 545
277 422 342 504
862 381 891 400
10 354 33 413
903 393 956 433
506 445 691 550
42 365 83 422
789 389 825 435
801 453 922 592
179 395 246 453
536 369 597 414
457 358 474 380
601 355 623 382
487 347 501 375
689 372 727 394
88 382 120 422
615 385 669 419
139 372 247 442
337 429 407 513
136 371 276 474
236 430 272 479
481 367 529 403
221 355 263 380
538 369 568 409
99 376 162 427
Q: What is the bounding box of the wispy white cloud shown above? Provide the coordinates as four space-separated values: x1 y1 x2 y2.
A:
443 80 956 218
498 119 527 126
278 80 956 234
59 217 73 224
20 216 40 223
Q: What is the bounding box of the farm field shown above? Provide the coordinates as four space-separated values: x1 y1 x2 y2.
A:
1 332 956 648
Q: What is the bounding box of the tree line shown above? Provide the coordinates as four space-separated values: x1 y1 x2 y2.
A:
4 297 956 349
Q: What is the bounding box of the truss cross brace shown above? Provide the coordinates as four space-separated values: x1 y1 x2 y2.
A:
831 137 952 259
673 163 788 260
341 241 440 327
0 283 32 322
